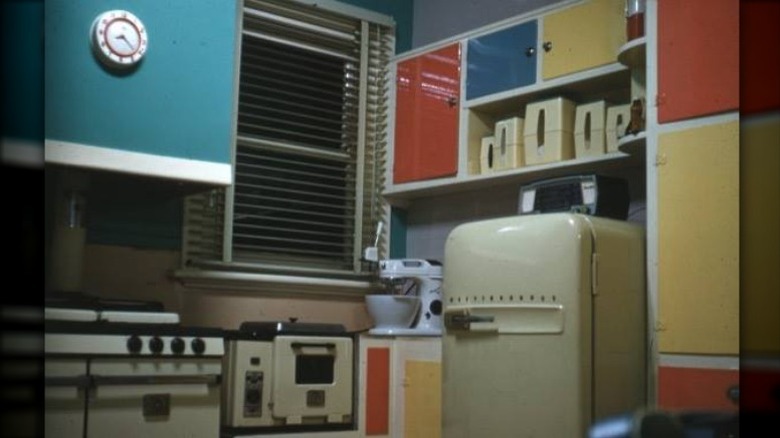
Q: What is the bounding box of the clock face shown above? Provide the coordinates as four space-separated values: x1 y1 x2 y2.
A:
91 10 148 68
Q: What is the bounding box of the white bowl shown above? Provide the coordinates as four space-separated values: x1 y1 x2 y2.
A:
365 295 420 329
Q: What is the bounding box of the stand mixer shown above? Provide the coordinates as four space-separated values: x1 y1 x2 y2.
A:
368 259 443 336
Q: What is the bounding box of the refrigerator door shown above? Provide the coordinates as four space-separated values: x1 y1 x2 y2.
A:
442 213 596 438
442 213 646 438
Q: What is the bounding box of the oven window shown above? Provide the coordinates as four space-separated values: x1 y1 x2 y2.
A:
295 355 335 384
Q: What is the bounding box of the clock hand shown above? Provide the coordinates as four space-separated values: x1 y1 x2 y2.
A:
115 34 135 51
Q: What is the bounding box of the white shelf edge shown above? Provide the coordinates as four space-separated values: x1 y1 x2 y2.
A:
617 131 647 156
383 152 640 203
617 37 647 68
45 139 233 186
463 62 629 110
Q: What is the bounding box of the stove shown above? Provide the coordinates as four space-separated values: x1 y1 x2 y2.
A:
43 293 224 438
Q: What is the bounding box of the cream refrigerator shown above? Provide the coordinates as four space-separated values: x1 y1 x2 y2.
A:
442 213 646 437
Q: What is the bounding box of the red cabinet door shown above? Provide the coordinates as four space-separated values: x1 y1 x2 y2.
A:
393 43 461 184
658 0 739 123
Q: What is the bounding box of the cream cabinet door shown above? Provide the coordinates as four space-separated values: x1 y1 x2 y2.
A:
542 0 626 80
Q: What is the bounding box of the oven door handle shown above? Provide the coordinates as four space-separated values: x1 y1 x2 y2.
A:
290 342 336 350
90 374 221 386
45 375 91 389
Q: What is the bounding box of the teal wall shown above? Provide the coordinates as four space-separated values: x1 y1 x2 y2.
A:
45 0 238 164
390 207 407 258
43 0 413 251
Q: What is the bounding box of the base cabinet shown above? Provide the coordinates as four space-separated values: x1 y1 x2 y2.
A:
358 336 442 438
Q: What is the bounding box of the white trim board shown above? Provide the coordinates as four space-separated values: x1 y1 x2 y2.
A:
657 111 740 134
45 139 232 186
659 353 739 370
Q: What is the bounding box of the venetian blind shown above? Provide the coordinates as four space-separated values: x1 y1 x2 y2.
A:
183 0 393 277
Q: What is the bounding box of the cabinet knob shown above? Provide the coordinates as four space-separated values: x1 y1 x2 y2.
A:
542 41 553 52
447 96 458 108
525 47 536 57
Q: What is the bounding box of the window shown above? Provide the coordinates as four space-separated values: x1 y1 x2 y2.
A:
182 0 394 283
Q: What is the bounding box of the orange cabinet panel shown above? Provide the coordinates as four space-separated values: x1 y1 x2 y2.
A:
658 0 739 123
393 43 461 184
658 366 739 412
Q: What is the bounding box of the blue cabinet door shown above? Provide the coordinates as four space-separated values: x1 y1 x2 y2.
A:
466 20 537 100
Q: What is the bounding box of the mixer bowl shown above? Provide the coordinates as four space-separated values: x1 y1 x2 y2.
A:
365 295 420 329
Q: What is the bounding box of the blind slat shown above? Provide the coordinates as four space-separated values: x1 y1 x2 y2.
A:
185 0 393 273
235 150 347 172
233 243 350 259
233 222 350 239
236 161 349 184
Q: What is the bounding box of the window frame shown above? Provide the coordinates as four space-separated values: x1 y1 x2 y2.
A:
176 0 394 294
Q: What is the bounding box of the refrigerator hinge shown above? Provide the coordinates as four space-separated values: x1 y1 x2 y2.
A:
591 253 599 295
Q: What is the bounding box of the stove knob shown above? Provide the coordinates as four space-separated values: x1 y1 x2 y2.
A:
191 338 206 355
149 336 164 354
127 335 143 354
171 337 185 355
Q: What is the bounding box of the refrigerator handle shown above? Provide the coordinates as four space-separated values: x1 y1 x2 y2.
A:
444 310 495 331
444 304 564 334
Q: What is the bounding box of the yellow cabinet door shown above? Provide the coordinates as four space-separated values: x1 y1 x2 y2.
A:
542 0 626 80
657 121 739 355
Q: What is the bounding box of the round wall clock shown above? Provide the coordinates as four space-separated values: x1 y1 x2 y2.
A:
90 10 148 69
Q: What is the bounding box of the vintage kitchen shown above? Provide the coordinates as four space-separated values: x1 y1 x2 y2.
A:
35 0 777 437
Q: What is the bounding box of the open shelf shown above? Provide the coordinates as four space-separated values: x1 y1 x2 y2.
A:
463 63 633 181
383 152 642 205
617 131 646 157
617 37 646 68
464 63 631 114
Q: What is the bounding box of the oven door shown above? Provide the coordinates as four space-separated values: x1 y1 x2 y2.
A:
45 358 88 438
272 335 353 424
86 358 221 438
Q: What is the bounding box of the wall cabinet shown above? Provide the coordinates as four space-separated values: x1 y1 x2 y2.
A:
541 0 626 80
44 0 237 186
465 20 537 100
393 43 461 184
386 0 637 206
